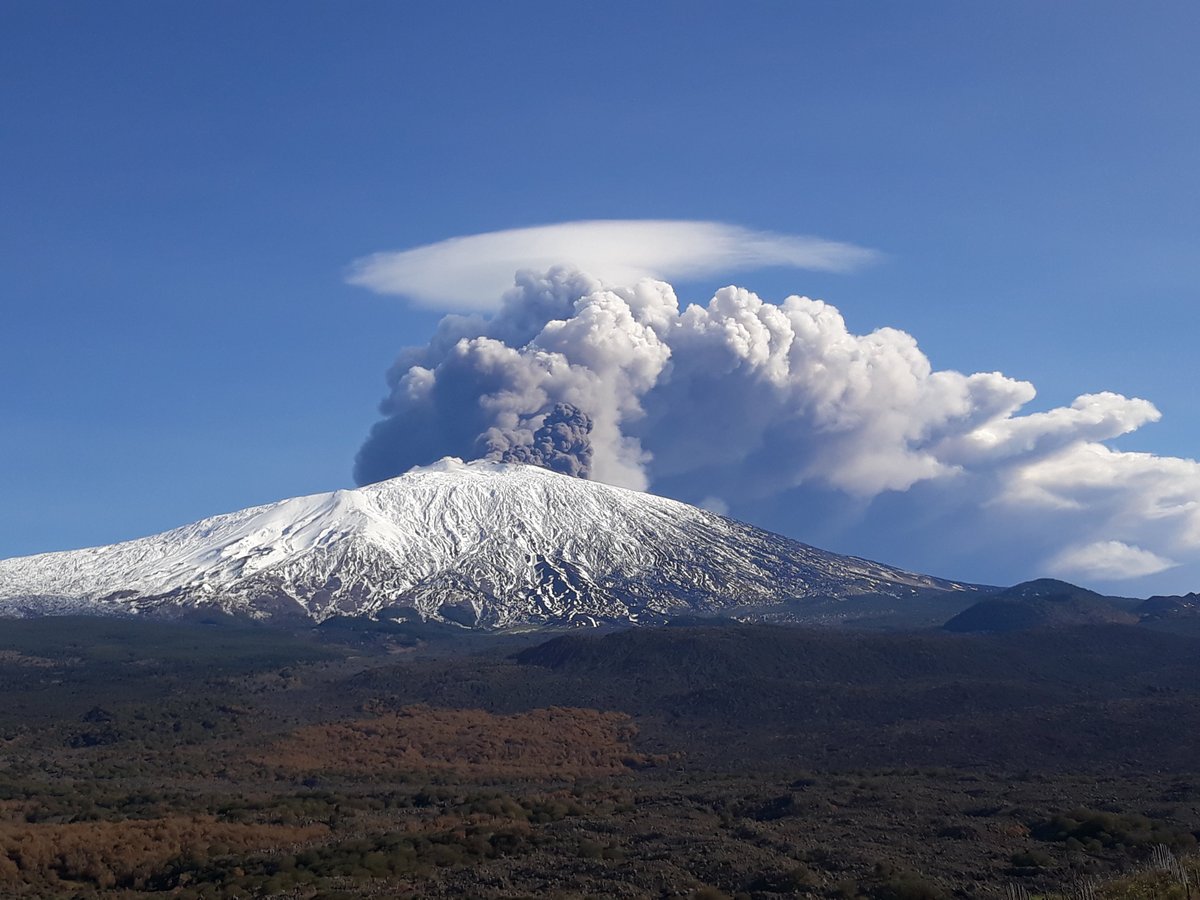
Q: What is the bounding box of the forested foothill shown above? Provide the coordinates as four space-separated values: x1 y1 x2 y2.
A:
2 615 1200 898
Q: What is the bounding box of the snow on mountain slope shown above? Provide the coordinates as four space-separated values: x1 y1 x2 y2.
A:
0 458 973 627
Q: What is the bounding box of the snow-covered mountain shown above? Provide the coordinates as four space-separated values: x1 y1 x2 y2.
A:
0 458 975 627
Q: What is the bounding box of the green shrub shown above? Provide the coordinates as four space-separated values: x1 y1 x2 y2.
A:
1010 849 1053 869
1031 809 1197 855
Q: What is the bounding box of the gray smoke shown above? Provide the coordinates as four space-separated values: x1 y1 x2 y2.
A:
488 402 594 478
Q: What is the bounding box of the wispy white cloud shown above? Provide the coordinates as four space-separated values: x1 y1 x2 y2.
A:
346 220 879 310
1047 540 1178 581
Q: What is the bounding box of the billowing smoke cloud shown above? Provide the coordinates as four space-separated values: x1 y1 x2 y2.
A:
347 220 878 311
354 266 1200 590
488 402 595 478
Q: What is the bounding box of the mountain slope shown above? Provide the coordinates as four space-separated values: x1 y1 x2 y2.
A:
0 458 975 627
1137 592 1200 635
942 579 1138 633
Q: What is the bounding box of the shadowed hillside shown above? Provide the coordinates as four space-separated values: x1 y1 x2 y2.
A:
943 579 1139 633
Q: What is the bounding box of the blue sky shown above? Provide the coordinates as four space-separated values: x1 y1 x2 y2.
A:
3 2 1198 593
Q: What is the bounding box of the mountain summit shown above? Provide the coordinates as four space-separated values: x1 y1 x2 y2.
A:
0 459 974 627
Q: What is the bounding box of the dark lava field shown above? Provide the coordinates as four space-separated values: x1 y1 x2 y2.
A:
2 616 1199 898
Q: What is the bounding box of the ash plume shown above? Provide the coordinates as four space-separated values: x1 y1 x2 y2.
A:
487 403 594 478
353 266 1200 588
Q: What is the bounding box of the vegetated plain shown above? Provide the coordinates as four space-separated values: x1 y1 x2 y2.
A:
1 615 1199 898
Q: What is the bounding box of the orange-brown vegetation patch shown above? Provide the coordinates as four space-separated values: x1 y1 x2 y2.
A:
264 704 658 778
0 816 328 888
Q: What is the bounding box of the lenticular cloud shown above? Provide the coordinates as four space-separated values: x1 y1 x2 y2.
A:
346 220 878 311
353 266 1200 587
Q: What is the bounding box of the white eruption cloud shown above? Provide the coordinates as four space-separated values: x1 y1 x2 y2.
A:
346 220 878 311
353 260 1200 589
